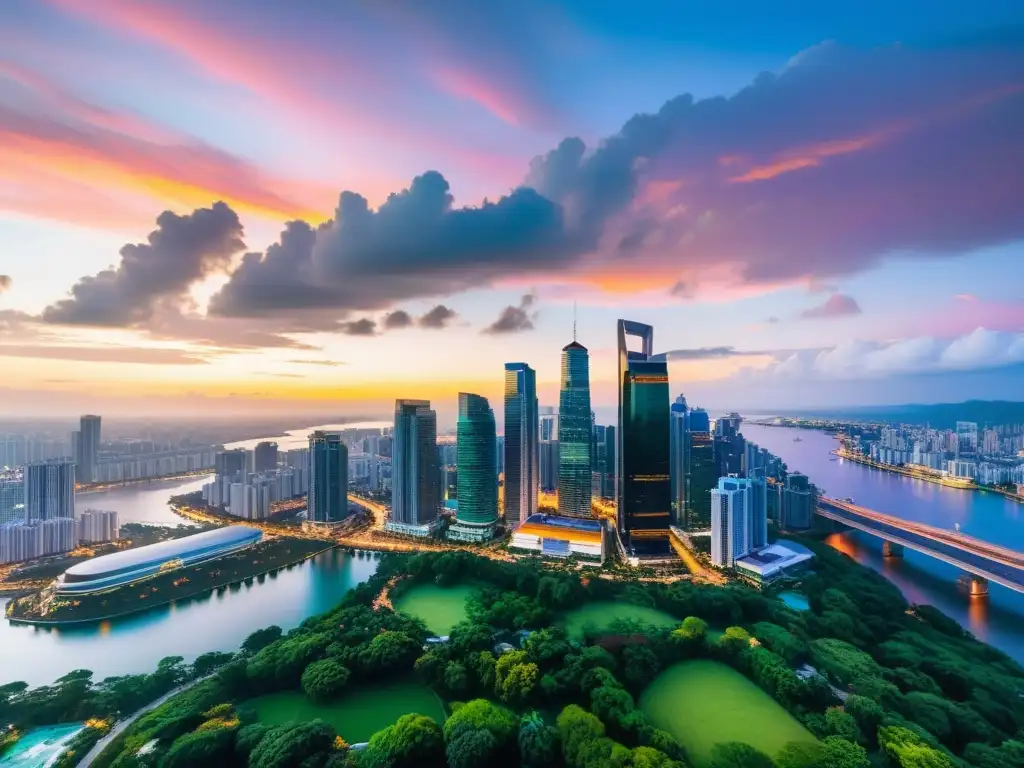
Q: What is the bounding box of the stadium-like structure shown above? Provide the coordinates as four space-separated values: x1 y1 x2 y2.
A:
56 526 262 595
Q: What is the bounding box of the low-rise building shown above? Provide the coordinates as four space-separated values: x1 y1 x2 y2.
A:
510 513 605 562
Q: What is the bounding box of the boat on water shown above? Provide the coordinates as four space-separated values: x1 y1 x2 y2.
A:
793 437 803 442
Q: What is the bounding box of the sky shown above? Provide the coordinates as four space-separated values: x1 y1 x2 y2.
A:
1 0 1023 426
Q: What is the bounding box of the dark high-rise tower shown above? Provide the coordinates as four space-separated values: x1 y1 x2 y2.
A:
504 363 538 528
308 431 348 524
25 457 75 522
449 393 498 542
77 415 101 484
254 441 279 473
686 408 716 530
558 335 592 518
669 395 689 528
616 320 671 555
392 400 440 527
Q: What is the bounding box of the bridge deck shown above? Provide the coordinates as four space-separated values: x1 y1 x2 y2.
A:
817 498 1024 594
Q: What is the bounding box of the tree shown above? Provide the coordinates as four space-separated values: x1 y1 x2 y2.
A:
192 651 234 677
622 645 661 690
717 627 752 659
524 627 571 669
752 623 806 666
444 699 518 749
844 696 884 745
556 705 606 767
235 723 272 761
242 626 282 654
364 713 445 768
499 662 539 706
590 686 636 731
707 742 775 768
444 662 470 695
818 737 870 768
161 724 236 768
518 712 559 768
775 741 821 768
877 726 957 768
446 729 498 768
630 745 682 768
248 719 339 768
824 707 864 745
361 631 423 673
674 616 708 643
301 659 351 702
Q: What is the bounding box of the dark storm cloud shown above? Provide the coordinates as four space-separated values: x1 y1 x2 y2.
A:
42 202 244 326
383 310 414 329
800 294 863 319
419 304 457 329
484 293 536 334
340 318 377 336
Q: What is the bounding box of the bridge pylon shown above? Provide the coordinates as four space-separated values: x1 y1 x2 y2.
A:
958 575 989 597
882 541 904 558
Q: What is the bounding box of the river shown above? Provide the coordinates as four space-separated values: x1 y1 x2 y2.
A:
741 422 1024 664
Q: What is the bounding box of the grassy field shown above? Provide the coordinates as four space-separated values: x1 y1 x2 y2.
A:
639 660 816 767
392 582 478 635
560 601 679 640
247 681 446 743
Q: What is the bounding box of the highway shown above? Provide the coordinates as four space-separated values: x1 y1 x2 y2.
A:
817 497 1024 594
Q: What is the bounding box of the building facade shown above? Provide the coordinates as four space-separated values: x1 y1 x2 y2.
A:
558 341 592 517
391 400 441 531
686 408 716 530
254 441 279 473
781 472 814 530
77 509 120 544
449 393 498 542
24 458 75 522
308 431 349 524
669 395 689 528
77 414 101 484
711 477 752 567
616 320 671 555
504 363 539 528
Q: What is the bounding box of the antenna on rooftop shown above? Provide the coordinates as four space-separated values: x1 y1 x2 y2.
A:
573 300 578 342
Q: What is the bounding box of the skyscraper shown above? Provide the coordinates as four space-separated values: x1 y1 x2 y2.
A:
216 449 248 481
504 363 538 528
781 472 814 530
392 400 440 527
77 414 101 484
711 476 752 567
449 393 498 542
0 470 25 525
558 339 592 517
24 458 75 522
747 467 769 549
308 431 348 524
669 395 689 528
254 441 279 473
539 407 559 493
686 408 716 530
616 320 671 555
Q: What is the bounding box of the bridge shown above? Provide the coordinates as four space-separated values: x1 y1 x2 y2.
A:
816 497 1024 596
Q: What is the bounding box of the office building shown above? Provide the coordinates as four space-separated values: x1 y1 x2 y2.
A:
711 477 754 567
215 448 248 480
448 393 498 542
591 424 615 500
0 470 24 525
510 514 605 562
308 431 349 525
504 363 539 528
254 441 279 473
24 458 75 522
781 472 814 530
686 408 716 530
616 320 671 555
747 468 769 549
558 339 592 517
669 395 689 528
77 509 120 544
539 407 558 441
539 439 559 493
735 540 815 585
76 415 102 484
714 414 744 479
390 400 441 536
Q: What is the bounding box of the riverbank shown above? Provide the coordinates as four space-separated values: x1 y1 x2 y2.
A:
75 470 214 495
5 535 335 626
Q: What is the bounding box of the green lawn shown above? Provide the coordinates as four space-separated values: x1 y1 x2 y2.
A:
639 660 816 767
560 601 679 640
392 582 478 635
247 680 446 743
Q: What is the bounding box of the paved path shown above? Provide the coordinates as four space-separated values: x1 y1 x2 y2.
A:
79 675 213 767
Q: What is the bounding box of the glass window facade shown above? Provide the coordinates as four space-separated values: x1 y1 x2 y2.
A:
504 364 538 528
392 400 440 526
455 393 498 528
558 342 592 518
309 431 348 523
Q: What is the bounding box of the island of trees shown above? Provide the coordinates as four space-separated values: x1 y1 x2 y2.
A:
1 537 1022 768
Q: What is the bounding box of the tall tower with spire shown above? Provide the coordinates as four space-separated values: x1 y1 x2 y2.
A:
557 312 592 518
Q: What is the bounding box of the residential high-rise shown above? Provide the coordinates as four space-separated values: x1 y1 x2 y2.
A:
392 400 440 528
747 467 769 549
0 470 24 525
781 472 814 530
711 476 753 567
539 407 558 441
616 320 671 555
77 415 101 484
539 407 559 493
254 442 279 473
558 339 592 517
504 363 538 528
714 414 745 479
77 509 119 544
686 408 716 530
448 393 498 542
669 395 689 528
24 458 75 522
308 431 349 524
215 449 248 480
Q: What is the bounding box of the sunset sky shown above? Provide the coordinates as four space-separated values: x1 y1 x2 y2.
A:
1 0 1023 425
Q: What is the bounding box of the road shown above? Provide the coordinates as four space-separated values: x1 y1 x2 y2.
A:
79 674 214 767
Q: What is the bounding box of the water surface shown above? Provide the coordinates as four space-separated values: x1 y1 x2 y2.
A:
75 475 209 526
0 724 83 768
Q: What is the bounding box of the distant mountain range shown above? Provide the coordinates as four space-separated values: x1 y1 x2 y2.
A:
766 400 1024 428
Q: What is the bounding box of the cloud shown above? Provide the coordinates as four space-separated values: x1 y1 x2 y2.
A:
383 310 413 330
419 304 457 329
0 275 10 294
800 293 862 319
0 344 210 365
484 293 536 334
41 203 244 326
340 318 376 336
769 328 1024 380
656 346 770 361
286 359 346 367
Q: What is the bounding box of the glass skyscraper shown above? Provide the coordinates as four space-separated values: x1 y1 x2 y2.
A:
669 395 689 528
308 431 348 524
504 363 538 528
392 400 440 527
616 320 671 555
77 414 101 484
557 340 592 517
24 458 75 522
449 393 498 542
686 408 716 530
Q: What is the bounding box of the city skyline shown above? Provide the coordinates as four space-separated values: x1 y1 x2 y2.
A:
2 1 1023 418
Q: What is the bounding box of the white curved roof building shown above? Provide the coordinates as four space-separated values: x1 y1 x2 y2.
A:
56 525 262 594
